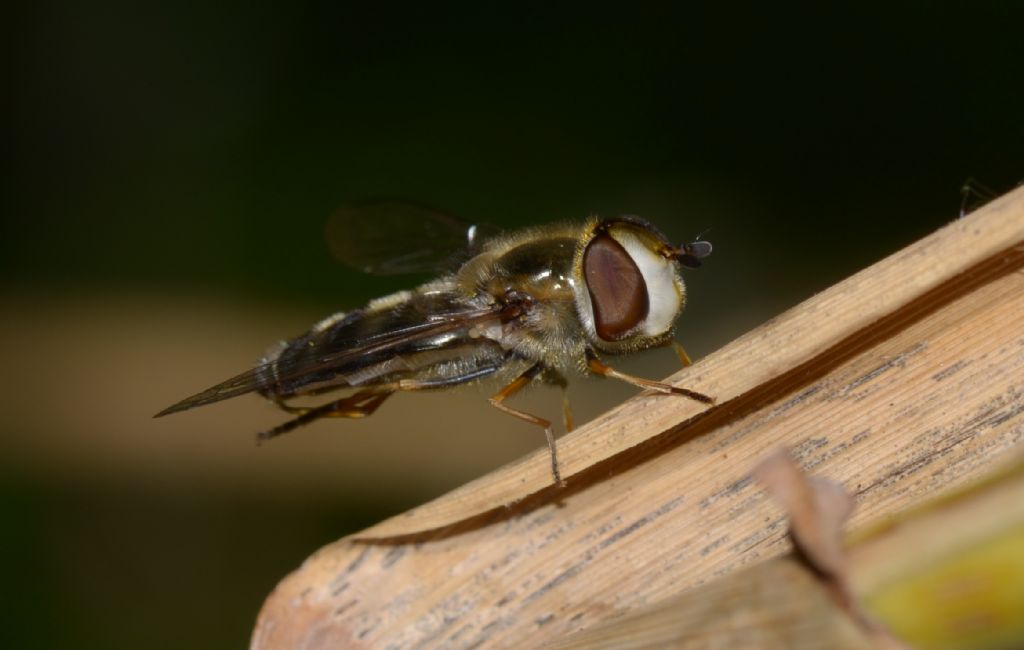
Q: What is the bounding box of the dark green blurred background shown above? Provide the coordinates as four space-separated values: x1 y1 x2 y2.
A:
4 3 1022 648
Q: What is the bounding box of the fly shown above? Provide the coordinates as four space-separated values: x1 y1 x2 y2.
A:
156 204 714 485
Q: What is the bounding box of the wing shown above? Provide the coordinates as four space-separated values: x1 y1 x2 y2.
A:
325 202 499 275
155 301 512 417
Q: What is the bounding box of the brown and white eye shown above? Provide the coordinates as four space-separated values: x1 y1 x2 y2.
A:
583 233 649 340
578 226 683 343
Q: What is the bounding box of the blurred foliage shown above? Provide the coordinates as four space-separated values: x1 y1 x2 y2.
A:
8 3 1022 308
3 2 1023 649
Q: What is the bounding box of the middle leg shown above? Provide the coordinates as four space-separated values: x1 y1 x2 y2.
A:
489 363 565 486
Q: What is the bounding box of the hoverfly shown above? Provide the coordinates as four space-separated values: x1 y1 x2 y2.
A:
156 204 714 484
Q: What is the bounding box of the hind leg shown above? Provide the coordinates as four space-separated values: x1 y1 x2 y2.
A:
259 389 394 442
261 362 506 443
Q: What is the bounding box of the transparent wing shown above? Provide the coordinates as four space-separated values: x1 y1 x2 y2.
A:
325 202 499 275
155 302 511 417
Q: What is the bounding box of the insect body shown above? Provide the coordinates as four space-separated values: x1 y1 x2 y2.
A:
157 212 713 484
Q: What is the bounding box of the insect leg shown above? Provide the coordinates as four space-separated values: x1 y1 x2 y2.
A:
258 389 394 442
561 391 574 433
489 363 565 486
273 398 322 415
671 340 694 367
263 363 505 442
586 349 714 404
959 176 998 218
540 367 575 433
272 390 394 417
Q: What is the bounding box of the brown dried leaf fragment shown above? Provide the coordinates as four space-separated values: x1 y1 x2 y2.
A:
754 448 912 650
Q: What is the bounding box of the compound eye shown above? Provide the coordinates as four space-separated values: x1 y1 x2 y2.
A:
584 233 649 340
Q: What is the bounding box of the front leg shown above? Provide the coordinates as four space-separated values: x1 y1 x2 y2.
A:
585 348 714 404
